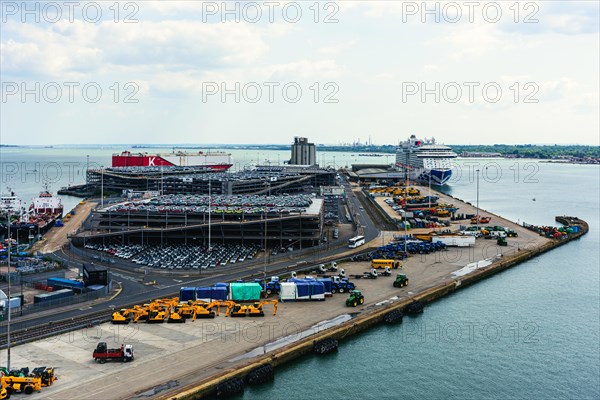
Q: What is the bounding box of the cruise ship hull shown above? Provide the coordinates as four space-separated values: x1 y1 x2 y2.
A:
413 168 453 186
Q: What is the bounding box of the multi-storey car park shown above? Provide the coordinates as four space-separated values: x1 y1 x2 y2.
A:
84 165 336 196
71 194 324 253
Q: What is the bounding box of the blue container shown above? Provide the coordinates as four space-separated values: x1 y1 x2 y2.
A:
34 288 74 304
179 287 196 302
214 282 229 294
295 282 310 298
311 281 325 295
47 277 84 293
210 286 228 301
196 287 212 301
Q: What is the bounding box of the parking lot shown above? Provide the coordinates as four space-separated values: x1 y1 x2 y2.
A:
84 242 262 270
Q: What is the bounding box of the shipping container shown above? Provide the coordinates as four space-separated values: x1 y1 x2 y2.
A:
279 282 297 301
309 281 326 300
229 283 262 301
179 287 196 302
47 277 84 293
0 297 21 309
210 286 228 301
33 288 74 304
317 278 333 295
196 287 212 302
432 235 475 247
214 282 229 294
295 281 310 300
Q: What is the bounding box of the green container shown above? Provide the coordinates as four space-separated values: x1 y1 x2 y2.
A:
230 282 262 301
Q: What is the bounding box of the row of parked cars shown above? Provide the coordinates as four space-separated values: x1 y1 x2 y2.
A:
84 242 262 270
106 194 314 215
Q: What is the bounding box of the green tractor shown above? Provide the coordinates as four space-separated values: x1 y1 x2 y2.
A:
506 229 518 237
497 237 508 246
393 273 409 288
345 290 364 307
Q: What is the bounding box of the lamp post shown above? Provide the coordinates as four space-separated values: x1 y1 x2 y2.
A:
6 210 12 371
100 167 104 208
475 168 480 230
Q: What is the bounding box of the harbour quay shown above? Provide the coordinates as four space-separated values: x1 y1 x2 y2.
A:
11 185 587 400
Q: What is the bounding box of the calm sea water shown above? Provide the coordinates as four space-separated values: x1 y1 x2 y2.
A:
1 147 599 399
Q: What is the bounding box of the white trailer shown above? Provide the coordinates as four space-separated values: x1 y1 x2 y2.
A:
279 282 297 301
432 235 476 247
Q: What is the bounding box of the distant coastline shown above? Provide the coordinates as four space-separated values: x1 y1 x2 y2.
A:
1 143 598 164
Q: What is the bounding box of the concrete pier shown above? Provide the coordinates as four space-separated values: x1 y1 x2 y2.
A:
7 187 588 400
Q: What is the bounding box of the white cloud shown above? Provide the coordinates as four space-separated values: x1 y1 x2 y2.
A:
318 40 356 56
1 19 270 79
265 59 343 80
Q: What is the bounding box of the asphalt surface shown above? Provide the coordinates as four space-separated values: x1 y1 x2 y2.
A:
2 177 380 334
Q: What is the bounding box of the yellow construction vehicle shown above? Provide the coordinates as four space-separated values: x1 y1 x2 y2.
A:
111 308 141 324
247 300 278 317
191 301 222 320
227 304 251 317
133 306 149 323
147 308 169 323
167 308 186 323
1 376 42 395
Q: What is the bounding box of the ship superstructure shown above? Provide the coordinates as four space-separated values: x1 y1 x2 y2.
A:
395 135 457 185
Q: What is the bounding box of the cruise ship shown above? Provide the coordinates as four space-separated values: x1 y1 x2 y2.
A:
395 135 457 185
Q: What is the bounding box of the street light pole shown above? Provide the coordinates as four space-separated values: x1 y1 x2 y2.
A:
476 168 480 230
100 167 104 208
6 210 11 371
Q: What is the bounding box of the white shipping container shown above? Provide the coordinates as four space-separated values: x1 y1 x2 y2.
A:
279 282 297 301
432 235 476 247
0 297 21 309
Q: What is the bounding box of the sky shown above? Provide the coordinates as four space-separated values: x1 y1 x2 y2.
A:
0 1 599 146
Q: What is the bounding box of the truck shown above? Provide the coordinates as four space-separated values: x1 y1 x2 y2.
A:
351 267 392 280
330 276 355 293
318 262 338 273
93 342 134 363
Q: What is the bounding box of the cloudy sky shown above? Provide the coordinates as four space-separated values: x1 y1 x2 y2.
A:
1 1 598 145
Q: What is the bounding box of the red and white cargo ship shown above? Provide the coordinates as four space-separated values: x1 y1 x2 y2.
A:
112 150 233 171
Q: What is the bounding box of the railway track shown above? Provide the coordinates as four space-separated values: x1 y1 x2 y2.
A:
0 310 113 349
